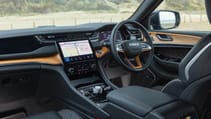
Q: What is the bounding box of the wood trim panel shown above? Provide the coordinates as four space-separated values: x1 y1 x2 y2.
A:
149 32 202 45
0 54 62 65
125 55 142 69
95 47 110 58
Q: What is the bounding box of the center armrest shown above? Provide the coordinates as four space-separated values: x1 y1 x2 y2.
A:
106 86 176 117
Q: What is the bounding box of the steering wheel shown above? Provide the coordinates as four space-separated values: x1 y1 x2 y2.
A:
110 20 154 72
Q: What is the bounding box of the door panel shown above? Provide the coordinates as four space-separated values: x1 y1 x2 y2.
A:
149 31 205 82
150 32 202 45
152 45 192 80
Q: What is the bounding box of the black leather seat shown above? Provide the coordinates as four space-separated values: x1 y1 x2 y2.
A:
23 109 82 119
152 0 211 117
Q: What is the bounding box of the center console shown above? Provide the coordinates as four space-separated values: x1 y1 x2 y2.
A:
57 39 111 104
104 86 198 119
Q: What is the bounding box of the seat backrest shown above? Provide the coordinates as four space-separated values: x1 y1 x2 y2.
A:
178 34 211 115
179 34 211 84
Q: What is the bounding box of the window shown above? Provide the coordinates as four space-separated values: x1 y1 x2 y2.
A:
156 0 210 31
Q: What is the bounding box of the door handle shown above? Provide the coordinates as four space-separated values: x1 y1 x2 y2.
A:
156 34 173 41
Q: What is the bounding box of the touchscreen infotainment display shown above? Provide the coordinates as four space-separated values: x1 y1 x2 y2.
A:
58 40 95 63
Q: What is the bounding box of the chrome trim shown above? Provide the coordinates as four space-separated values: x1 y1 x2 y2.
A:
185 42 211 80
116 43 124 52
141 43 152 52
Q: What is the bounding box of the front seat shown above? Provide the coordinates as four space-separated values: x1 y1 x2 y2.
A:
156 0 211 118
23 109 82 119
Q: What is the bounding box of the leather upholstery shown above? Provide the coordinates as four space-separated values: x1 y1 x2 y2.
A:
161 79 186 97
23 111 61 119
58 109 82 119
180 75 211 114
107 86 176 117
179 34 211 83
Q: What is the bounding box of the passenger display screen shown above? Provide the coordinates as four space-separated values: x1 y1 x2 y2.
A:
58 40 95 63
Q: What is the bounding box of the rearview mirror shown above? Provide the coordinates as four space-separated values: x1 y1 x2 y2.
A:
149 10 180 30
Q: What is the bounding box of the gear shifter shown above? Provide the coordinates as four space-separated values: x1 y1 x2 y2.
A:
77 83 112 103
92 86 103 95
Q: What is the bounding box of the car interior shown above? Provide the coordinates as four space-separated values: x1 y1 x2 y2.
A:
0 0 210 119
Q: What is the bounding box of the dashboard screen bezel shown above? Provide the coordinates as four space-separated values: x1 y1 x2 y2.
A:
56 39 96 65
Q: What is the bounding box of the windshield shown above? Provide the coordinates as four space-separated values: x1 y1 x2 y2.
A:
0 0 143 31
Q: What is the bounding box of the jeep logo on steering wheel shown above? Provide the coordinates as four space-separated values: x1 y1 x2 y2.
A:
129 43 140 47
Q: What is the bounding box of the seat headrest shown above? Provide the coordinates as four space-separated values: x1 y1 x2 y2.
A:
206 0 211 23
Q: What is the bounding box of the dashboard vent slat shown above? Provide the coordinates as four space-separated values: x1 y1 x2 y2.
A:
38 32 93 42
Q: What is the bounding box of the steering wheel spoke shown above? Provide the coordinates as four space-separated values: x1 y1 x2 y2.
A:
116 42 124 53
125 55 143 69
141 42 152 52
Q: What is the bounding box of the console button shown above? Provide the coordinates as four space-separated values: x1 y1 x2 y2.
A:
80 90 90 96
68 67 75 75
90 64 97 70
104 86 112 91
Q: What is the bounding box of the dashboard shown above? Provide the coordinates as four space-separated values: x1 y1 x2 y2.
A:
0 24 107 58
0 23 143 66
0 23 121 105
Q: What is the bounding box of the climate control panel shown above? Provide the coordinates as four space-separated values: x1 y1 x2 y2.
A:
65 61 97 79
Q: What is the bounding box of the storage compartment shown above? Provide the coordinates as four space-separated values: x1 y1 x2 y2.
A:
154 46 191 63
0 70 40 102
0 69 66 119
151 46 192 80
104 86 197 119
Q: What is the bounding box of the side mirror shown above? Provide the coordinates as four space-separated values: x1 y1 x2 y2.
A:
149 10 180 30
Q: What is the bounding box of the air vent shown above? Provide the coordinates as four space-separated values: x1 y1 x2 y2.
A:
38 32 93 42
127 28 143 41
130 29 141 35
39 34 71 42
